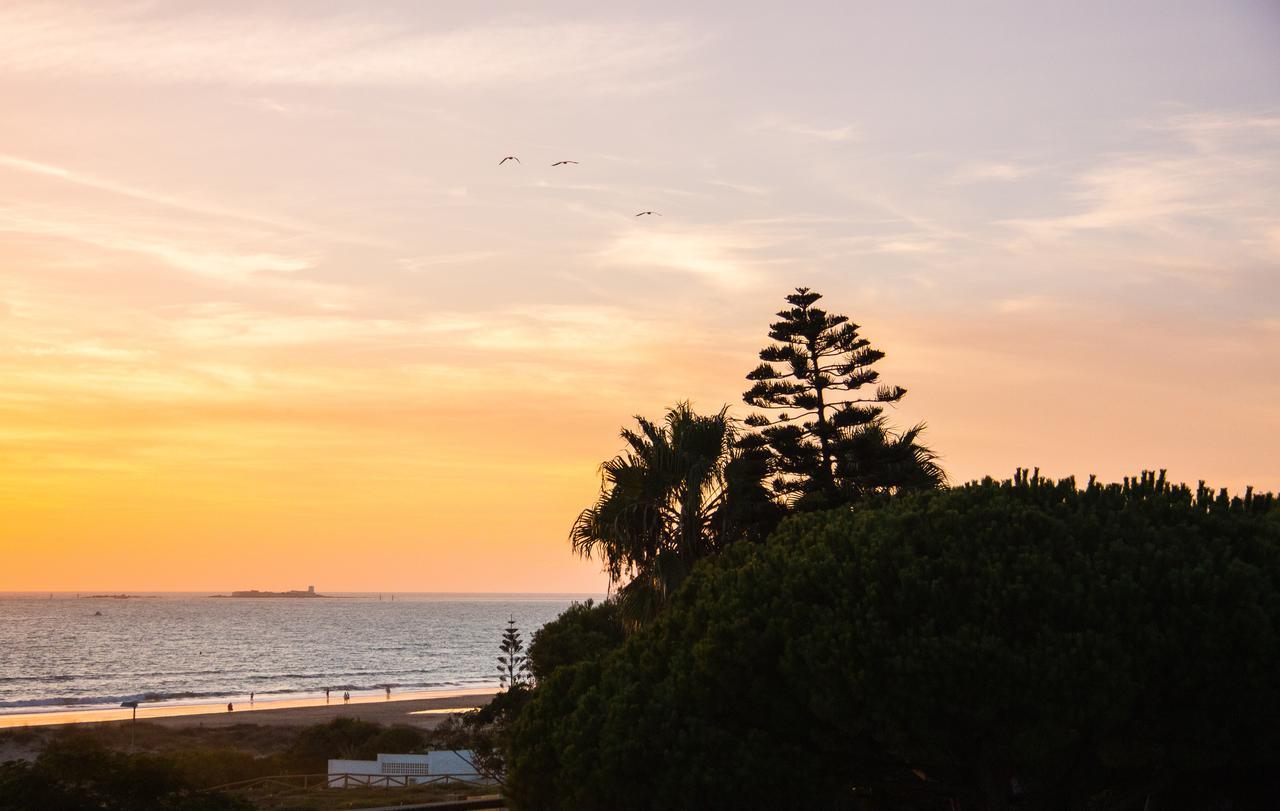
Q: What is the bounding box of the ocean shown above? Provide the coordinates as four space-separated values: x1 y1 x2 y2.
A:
0 593 591 713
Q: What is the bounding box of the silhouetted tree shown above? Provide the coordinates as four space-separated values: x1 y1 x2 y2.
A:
496 617 529 690
571 402 780 624
743 287 944 507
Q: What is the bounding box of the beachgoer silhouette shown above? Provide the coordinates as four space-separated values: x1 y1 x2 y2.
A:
227 702 234 712
343 691 350 704
325 688 330 702
250 692 254 703
385 686 391 699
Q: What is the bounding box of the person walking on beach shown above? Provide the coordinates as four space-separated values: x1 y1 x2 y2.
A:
325 688 330 703
385 686 391 700
249 691 254 704
227 702 233 712
343 691 350 704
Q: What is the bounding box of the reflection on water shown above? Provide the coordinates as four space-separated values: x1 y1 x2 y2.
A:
0 593 591 712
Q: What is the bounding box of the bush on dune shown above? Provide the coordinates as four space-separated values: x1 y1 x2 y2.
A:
282 717 427 772
0 736 252 811
0 718 442 810
506 472 1280 810
162 746 294 790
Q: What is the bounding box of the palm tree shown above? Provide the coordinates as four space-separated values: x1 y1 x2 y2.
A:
831 416 946 502
571 402 778 624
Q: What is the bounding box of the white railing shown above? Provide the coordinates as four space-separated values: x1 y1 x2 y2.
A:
325 772 490 789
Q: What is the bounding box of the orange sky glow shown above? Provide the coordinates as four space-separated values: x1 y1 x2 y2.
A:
1 2 1277 592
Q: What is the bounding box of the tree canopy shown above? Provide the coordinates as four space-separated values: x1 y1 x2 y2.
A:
527 598 625 683
743 287 943 507
508 471 1280 810
570 401 780 622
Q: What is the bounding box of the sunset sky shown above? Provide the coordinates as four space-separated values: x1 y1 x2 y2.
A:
1 1 1277 592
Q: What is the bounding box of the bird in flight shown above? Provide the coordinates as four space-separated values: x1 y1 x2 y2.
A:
635 211 662 217
498 156 520 165
551 160 579 166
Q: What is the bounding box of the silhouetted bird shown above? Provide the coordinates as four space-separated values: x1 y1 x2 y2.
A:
635 211 662 217
551 160 579 166
498 156 520 165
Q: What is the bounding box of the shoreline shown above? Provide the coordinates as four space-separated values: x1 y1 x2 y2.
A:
0 686 496 730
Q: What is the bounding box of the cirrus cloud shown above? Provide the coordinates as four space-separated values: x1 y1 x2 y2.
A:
0 6 699 89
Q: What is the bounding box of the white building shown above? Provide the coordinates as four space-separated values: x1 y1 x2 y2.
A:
326 751 490 788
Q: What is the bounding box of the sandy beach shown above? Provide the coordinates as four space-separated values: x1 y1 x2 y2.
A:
0 687 495 730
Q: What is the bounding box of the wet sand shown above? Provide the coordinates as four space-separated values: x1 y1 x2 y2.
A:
0 687 495 730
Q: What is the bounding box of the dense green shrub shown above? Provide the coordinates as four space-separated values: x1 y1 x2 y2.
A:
506 472 1280 810
438 600 626 783
163 747 280 789
282 717 427 772
0 736 251 810
527 598 626 682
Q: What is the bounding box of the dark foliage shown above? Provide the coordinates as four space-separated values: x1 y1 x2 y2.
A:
434 602 625 784
434 685 533 781
430 619 540 781
507 471 1280 810
571 402 782 623
163 747 279 790
743 287 944 507
282 717 427 772
0 736 251 811
527 598 626 683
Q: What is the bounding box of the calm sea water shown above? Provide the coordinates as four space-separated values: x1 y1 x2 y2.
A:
0 593 591 713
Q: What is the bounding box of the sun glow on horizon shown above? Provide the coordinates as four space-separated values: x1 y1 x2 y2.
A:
1 2 1277 591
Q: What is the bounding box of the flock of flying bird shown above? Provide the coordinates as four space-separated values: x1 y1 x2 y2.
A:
498 156 662 217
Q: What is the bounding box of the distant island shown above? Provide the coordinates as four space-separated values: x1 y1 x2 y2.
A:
210 586 328 598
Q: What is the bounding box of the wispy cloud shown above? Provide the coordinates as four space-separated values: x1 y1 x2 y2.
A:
0 154 288 229
1266 225 1280 260
1155 112 1280 151
948 161 1029 183
0 153 375 244
144 302 667 360
13 340 153 361
751 117 860 142
706 179 771 196
874 239 945 254
168 306 443 348
993 295 1056 314
0 207 314 283
397 251 507 272
0 7 698 88
599 227 771 288
1002 162 1197 236
782 124 859 142
998 112 1279 253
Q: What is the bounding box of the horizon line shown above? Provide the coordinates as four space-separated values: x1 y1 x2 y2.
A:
0 589 606 595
